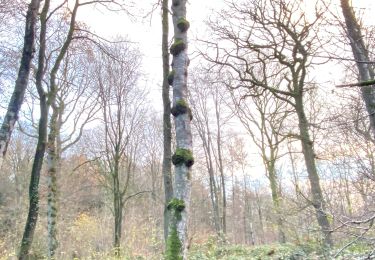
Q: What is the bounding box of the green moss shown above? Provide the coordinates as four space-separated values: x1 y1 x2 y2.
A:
170 39 186 56
167 198 185 212
177 18 190 32
172 148 194 167
165 227 182 260
167 70 175 85
171 99 192 120
359 79 375 86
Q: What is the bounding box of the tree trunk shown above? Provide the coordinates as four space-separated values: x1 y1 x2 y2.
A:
255 191 265 244
0 0 41 168
18 1 49 258
166 0 192 259
201 119 221 236
215 103 226 236
113 157 122 257
341 0 375 138
267 160 286 243
18 95 48 260
295 96 333 247
47 107 59 259
243 175 255 245
207 155 221 235
161 0 174 244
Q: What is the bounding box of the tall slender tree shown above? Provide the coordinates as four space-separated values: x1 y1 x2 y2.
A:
166 0 193 259
231 88 289 243
161 0 174 244
94 41 146 256
0 0 41 169
19 0 91 257
18 0 49 258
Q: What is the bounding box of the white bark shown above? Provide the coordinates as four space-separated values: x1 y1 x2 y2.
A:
168 0 192 258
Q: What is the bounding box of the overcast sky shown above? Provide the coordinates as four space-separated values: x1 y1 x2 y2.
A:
74 0 375 183
77 0 375 108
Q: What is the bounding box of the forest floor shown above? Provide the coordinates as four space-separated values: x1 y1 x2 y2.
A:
188 241 374 260
1 240 374 259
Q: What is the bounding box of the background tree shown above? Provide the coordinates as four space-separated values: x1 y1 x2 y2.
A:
230 86 290 243
203 0 333 247
94 41 147 256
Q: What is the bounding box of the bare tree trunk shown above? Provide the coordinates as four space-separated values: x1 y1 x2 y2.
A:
161 0 174 244
267 160 286 243
166 0 192 259
0 0 41 169
295 96 333 247
341 0 375 139
47 108 59 259
113 156 122 256
19 95 48 260
215 102 226 236
204 134 221 235
255 190 265 244
20 0 78 257
243 181 255 245
18 1 48 258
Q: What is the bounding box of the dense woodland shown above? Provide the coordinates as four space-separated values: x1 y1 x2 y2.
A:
0 0 374 259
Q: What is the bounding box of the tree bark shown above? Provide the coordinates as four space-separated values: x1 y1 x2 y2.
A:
341 0 375 139
18 94 48 260
113 155 122 256
18 1 48 258
215 101 226 236
243 177 255 245
47 108 59 259
161 0 174 244
166 0 192 259
295 96 333 247
267 160 286 243
20 0 79 256
0 0 41 169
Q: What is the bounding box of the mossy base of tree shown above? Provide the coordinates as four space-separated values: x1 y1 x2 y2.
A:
165 227 183 260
